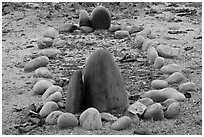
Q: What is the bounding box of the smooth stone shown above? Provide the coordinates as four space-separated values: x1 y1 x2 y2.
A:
111 116 132 130
45 111 64 125
156 44 179 58
65 70 83 113
24 56 49 72
142 39 156 51
143 103 164 121
178 82 196 93
38 48 62 58
101 112 118 121
141 88 186 102
151 80 168 89
166 72 185 84
114 30 130 39
153 56 165 69
162 98 178 108
34 67 53 79
147 46 158 65
39 101 59 118
79 9 90 27
37 37 53 49
138 97 154 107
45 91 62 103
129 25 144 34
32 79 53 95
164 102 180 119
42 85 63 101
53 40 67 48
126 101 147 116
33 78 55 85
42 27 59 39
124 110 140 124
160 64 181 74
59 23 78 33
80 26 94 33
137 29 151 38
135 35 145 48
134 128 152 135
121 25 132 32
108 24 121 32
57 113 78 129
79 107 102 130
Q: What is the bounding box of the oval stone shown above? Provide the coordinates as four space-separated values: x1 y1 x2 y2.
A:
178 82 196 93
32 79 53 95
45 111 64 125
162 98 178 108
39 101 59 118
160 64 181 74
143 103 164 121
101 112 118 121
142 39 156 51
153 56 165 69
164 102 180 119
114 30 130 39
111 116 132 130
80 26 94 33
151 80 168 89
42 27 59 39
79 9 90 27
138 97 154 107
37 37 53 49
42 85 63 101
57 113 78 129
45 91 62 103
166 72 185 84
135 35 145 48
108 24 121 32
34 67 53 79
147 46 158 65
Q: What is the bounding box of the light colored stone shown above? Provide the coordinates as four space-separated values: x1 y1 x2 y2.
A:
147 46 158 65
156 44 179 58
34 67 53 79
32 79 53 95
43 27 59 39
138 97 154 107
42 85 63 101
37 37 53 49
153 56 165 69
80 26 94 33
127 101 147 116
39 101 59 118
143 103 164 121
178 82 196 93
166 72 185 84
135 35 145 48
45 111 64 125
114 30 130 39
111 116 132 130
101 112 117 121
164 102 180 119
45 91 62 103
151 80 168 89
57 113 78 129
160 64 181 74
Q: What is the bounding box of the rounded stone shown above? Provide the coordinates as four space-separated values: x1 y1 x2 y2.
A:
114 30 130 39
79 107 102 130
45 111 64 125
101 112 118 122
42 27 59 39
39 48 62 58
34 67 53 79
57 113 78 129
143 103 164 121
42 85 63 101
164 102 180 119
166 72 185 84
147 46 158 65
80 26 94 33
32 79 53 95
111 116 132 130
135 35 145 48
39 101 59 118
178 82 196 93
142 39 156 51
45 91 62 103
138 97 154 107
162 98 178 108
151 80 168 89
37 37 53 49
108 24 121 32
79 9 90 27
160 64 181 74
153 56 165 69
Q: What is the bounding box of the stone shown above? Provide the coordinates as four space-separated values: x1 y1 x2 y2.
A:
39 101 59 118
124 110 140 124
153 56 165 69
111 116 132 130
142 39 156 51
135 35 145 48
45 111 64 125
53 40 67 48
65 70 83 113
79 9 90 27
160 64 181 74
114 30 129 39
164 102 180 119
79 107 102 130
141 88 186 102
134 128 152 135
151 80 168 89
37 37 53 49
45 91 62 103
166 72 185 84
42 27 59 39
108 24 121 32
38 48 62 58
24 56 49 72
147 46 158 65
156 44 179 58
42 85 63 101
33 78 55 85
101 112 118 121
57 113 78 129
34 67 53 79
178 82 196 93
138 97 154 107
32 80 53 95
59 23 78 33
126 101 147 116
162 98 178 108
80 26 94 33
121 25 132 32
83 48 129 112
143 103 164 121
129 25 144 34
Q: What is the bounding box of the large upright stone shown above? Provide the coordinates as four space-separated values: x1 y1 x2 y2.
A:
65 70 83 113
83 48 129 112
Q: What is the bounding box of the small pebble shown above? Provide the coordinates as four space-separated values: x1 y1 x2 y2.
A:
79 9 90 27
111 116 132 130
153 56 165 69
166 72 185 84
42 85 63 101
80 26 94 33
32 79 53 95
34 67 53 79
151 80 168 89
45 111 64 125
134 127 152 135
114 30 129 39
135 35 145 48
178 82 196 93
162 98 178 108
147 46 158 65
53 40 67 48
57 113 78 129
37 37 53 49
142 39 156 51
160 63 181 74
39 101 59 118
129 25 144 34
59 23 78 33
156 44 179 58
164 102 180 119
39 48 62 58
143 103 164 121
108 24 121 32
101 112 118 121
42 27 59 39
138 97 154 107
45 91 62 103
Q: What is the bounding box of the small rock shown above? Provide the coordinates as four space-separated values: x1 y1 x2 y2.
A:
39 101 59 118
79 9 90 27
147 46 158 65
153 56 165 69
160 64 181 74
142 39 156 51
42 27 59 39
143 103 164 121
111 116 132 130
135 35 145 48
59 23 78 33
57 113 78 129
34 67 53 79
79 107 102 130
138 97 154 107
124 110 140 124
53 40 67 48
24 56 49 72
114 30 129 39
126 101 147 116
37 37 53 49
42 85 63 101
166 72 185 84
80 26 94 33
121 25 132 32
45 111 64 125
33 78 55 85
129 25 144 34
57 101 65 109
101 112 118 121
156 45 179 58
108 24 121 32
164 102 180 119
134 127 152 135
32 79 53 95
151 80 168 89
45 91 62 103
178 82 196 93
162 98 178 108
39 48 62 58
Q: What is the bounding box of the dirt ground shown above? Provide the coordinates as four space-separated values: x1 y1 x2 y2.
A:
1 2 202 135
